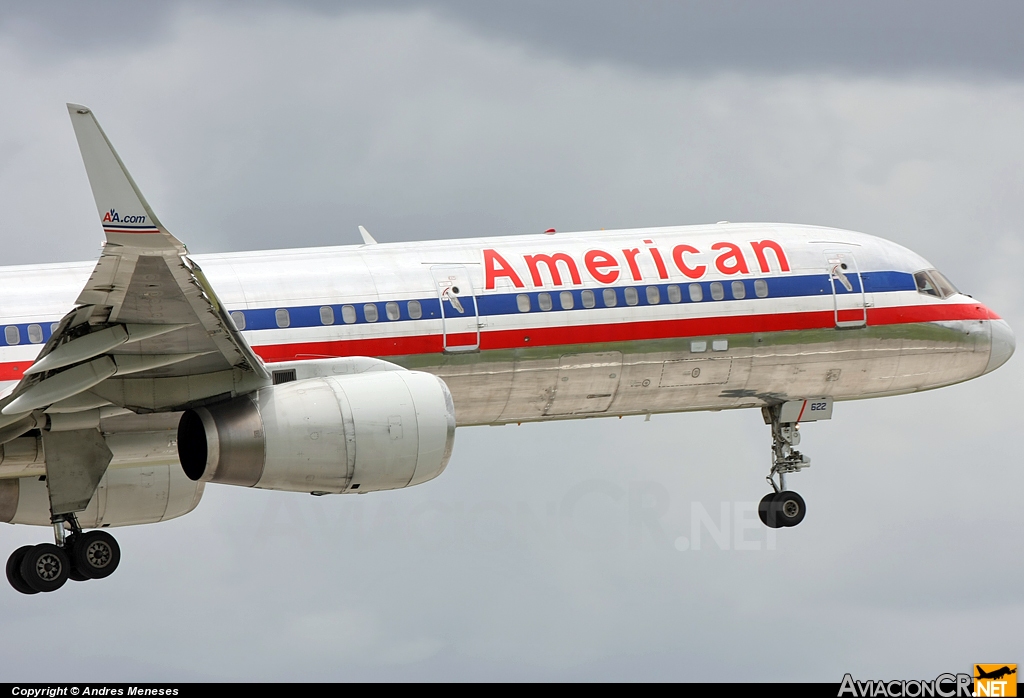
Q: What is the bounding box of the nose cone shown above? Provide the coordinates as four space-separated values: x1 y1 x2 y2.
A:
985 319 1015 374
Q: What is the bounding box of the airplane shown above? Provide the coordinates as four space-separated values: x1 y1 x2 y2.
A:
975 666 1017 681
0 104 1015 594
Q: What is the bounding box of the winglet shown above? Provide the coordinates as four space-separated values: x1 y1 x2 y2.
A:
358 225 378 245
67 103 184 253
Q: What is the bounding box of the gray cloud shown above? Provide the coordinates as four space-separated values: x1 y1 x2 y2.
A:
3 1 1024 77
395 0 1024 78
0 1 175 57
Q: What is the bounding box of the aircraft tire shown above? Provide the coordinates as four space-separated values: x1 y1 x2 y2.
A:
757 493 775 527
773 491 806 527
19 543 70 593
6 546 40 595
63 535 88 581
71 531 120 580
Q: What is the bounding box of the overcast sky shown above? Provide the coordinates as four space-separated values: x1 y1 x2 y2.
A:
0 2 1020 682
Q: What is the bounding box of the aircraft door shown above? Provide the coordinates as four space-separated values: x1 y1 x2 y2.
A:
825 251 867 328
431 265 480 352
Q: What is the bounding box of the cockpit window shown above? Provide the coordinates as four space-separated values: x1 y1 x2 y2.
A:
914 271 940 297
914 269 959 299
930 270 959 298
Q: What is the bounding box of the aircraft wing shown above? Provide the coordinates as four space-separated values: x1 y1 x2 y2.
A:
0 104 269 433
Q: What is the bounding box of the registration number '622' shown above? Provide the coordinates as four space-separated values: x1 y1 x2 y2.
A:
778 397 834 423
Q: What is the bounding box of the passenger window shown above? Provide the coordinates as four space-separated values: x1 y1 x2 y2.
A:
319 306 335 325
386 302 400 321
5 326 19 345
712 339 728 351
625 287 639 306
646 286 660 304
342 305 357 323
27 324 43 344
364 304 379 322
517 294 531 312
581 290 596 308
914 271 940 297
667 285 681 303
560 291 574 310
731 281 745 299
710 282 724 301
538 292 552 311
690 340 707 353
230 311 246 330
408 300 422 319
754 279 768 298
275 309 290 328
603 288 618 307
50 323 59 334
688 283 703 302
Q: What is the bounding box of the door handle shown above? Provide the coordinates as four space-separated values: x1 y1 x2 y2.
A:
441 287 465 314
830 265 853 292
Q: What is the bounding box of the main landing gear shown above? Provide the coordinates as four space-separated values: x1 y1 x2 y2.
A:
6 514 120 594
758 405 810 529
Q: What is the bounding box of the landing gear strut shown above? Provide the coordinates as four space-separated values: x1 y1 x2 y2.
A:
758 405 810 529
6 514 121 594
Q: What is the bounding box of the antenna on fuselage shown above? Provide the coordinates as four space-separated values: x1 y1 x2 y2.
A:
358 225 378 245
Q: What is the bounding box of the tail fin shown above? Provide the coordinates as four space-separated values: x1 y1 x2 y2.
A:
67 103 184 253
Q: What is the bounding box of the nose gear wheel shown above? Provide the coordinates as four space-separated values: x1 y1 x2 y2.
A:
758 405 811 529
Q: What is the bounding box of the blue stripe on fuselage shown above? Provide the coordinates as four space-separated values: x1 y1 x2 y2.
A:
232 270 915 331
0 271 919 343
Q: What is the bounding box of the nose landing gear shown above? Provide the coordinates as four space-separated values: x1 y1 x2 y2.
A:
758 404 813 529
6 514 121 594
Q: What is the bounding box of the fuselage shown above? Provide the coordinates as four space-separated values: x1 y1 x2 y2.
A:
0 222 1010 425
0 222 1013 527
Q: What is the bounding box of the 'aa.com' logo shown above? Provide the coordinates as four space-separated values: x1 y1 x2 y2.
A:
974 665 1016 697
101 208 147 224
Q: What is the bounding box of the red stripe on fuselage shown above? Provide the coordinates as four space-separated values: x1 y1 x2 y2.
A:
252 302 997 363
870 303 998 323
0 361 33 381
0 303 997 375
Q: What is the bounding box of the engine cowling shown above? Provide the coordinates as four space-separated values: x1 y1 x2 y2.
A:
177 370 456 494
0 464 205 528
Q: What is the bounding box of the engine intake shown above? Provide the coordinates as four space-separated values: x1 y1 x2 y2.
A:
178 371 456 494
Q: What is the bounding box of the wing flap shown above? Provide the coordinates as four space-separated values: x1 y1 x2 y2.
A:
3 357 117 415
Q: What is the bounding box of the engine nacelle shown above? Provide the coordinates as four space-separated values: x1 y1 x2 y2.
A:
0 464 205 528
177 371 456 494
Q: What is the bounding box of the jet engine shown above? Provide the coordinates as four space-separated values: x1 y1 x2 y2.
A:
177 371 456 494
